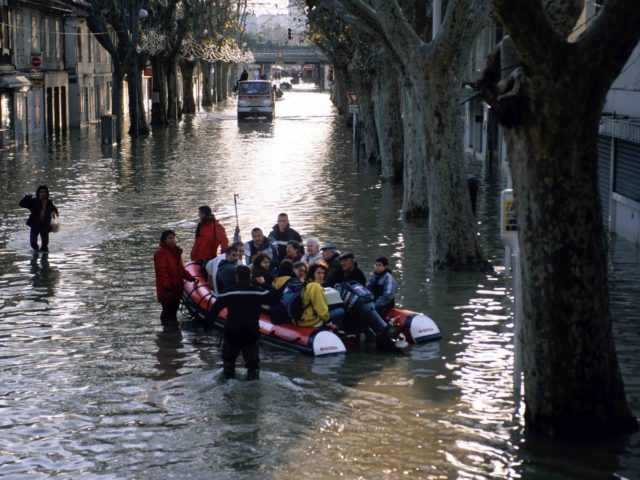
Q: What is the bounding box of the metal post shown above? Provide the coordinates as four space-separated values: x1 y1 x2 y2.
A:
513 251 523 401
352 111 358 161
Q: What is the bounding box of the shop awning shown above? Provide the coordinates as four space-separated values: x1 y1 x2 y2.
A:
0 75 31 90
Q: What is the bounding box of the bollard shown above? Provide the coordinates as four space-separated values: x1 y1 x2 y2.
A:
101 115 117 145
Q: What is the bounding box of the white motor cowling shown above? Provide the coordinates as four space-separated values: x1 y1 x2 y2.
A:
409 314 441 343
312 330 347 356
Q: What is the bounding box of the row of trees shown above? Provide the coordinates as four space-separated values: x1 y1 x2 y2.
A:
64 0 251 137
304 0 640 439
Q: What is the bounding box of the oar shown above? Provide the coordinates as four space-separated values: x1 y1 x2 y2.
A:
233 193 240 230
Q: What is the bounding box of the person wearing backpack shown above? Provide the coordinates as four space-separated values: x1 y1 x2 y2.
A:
270 267 303 325
296 264 344 329
204 265 277 380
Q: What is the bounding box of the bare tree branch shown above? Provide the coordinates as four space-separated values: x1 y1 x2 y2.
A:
577 0 640 91
492 0 565 68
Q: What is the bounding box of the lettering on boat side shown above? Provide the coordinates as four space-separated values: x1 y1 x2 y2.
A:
319 345 338 352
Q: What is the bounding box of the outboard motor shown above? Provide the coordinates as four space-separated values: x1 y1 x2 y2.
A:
336 281 396 351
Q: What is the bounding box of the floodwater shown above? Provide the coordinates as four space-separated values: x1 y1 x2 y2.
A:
0 83 638 480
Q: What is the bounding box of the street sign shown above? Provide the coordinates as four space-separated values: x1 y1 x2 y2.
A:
347 91 359 114
31 52 42 68
500 189 518 249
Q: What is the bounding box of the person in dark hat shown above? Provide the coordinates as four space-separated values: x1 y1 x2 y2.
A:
325 251 366 288
321 242 341 287
19 185 59 253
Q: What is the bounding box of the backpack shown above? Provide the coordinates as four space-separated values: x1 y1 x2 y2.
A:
271 278 306 323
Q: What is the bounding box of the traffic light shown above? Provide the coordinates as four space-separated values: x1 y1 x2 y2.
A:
287 28 292 40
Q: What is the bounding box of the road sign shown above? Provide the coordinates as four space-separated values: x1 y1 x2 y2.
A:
347 91 359 114
31 52 42 68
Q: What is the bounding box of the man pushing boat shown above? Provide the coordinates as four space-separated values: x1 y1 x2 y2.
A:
204 265 277 380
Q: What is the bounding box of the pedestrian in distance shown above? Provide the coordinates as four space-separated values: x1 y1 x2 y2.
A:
190 206 229 262
19 185 59 253
154 230 196 329
240 69 249 81
205 265 277 380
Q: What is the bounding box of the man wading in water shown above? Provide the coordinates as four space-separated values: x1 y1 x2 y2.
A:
19 185 59 253
205 265 276 380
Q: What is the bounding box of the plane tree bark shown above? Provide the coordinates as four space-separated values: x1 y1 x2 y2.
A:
337 0 489 269
74 0 150 137
478 0 640 438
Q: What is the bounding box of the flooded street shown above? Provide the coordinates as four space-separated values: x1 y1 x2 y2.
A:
0 85 639 479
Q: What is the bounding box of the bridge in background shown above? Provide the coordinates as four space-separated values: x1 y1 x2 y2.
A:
252 47 329 65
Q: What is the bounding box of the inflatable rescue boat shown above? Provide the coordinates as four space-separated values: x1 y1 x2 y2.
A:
181 261 441 356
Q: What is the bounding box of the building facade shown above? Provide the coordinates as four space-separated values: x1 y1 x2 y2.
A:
464 6 640 245
0 0 113 150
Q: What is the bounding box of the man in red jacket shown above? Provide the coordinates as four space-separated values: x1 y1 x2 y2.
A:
190 206 229 262
154 230 195 328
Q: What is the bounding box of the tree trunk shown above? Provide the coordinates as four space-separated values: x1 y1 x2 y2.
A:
351 66 379 164
503 74 637 439
111 63 124 139
220 63 231 101
201 60 214 107
401 77 429 217
423 73 485 269
331 65 350 114
214 61 222 103
151 55 169 126
167 59 181 121
373 64 403 181
180 59 196 114
126 64 150 136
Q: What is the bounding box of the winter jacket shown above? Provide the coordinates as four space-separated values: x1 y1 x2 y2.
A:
366 269 398 308
301 252 323 265
245 237 279 265
272 275 292 290
326 263 366 288
268 225 303 259
154 243 194 304
19 195 58 229
190 217 229 261
296 281 330 327
322 253 342 288
206 284 277 347
217 259 240 293
251 264 274 285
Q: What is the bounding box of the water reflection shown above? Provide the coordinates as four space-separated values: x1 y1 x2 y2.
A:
30 253 60 298
0 87 637 479
154 328 185 380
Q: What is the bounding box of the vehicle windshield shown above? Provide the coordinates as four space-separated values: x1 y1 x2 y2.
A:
239 82 271 95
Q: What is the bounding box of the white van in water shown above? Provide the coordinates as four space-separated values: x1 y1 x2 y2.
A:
237 80 275 121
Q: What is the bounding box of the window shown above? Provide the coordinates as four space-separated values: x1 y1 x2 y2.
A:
41 17 49 58
55 20 62 60
31 14 38 51
76 26 82 62
88 34 92 63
